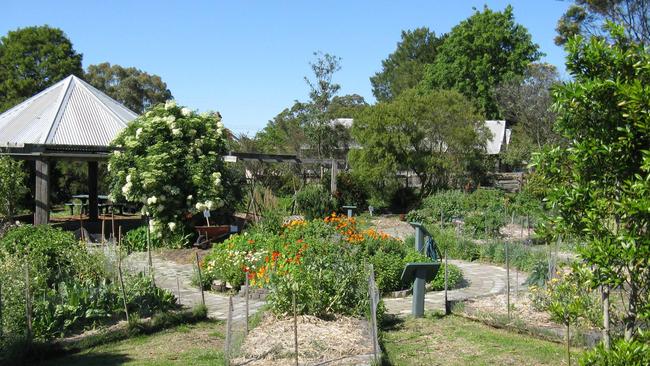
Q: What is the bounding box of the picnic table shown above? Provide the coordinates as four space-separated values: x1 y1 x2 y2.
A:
67 194 110 215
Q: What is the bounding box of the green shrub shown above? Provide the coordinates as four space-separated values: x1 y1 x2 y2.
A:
122 225 192 253
429 263 464 291
334 172 369 210
407 190 467 224
295 184 338 220
579 335 650 366
369 250 405 293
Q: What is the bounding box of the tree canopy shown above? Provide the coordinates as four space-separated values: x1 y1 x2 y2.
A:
85 62 172 114
0 25 83 112
350 89 488 202
420 5 542 118
555 0 650 45
370 27 444 102
534 25 650 341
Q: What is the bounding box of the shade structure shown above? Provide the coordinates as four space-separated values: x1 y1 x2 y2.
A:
0 75 138 224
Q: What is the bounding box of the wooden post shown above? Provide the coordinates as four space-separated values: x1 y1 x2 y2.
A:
146 216 152 276
225 296 233 366
0 281 3 338
602 285 611 349
111 208 116 242
117 240 129 323
368 265 379 364
444 247 449 315
88 161 99 221
566 322 571 366
293 292 299 366
34 158 50 225
526 214 530 238
24 265 32 339
330 159 337 196
196 253 205 306
177 273 182 305
101 218 106 246
245 275 249 336
506 241 510 320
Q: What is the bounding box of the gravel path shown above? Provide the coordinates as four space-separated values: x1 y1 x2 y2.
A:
371 216 529 316
123 251 265 321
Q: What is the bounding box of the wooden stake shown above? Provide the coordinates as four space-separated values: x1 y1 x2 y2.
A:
111 208 116 242
176 273 182 305
101 218 105 246
225 296 233 366
117 245 129 323
24 265 32 339
444 247 449 315
293 292 299 366
146 216 152 276
245 275 249 336
566 322 571 366
196 253 205 306
506 241 510 320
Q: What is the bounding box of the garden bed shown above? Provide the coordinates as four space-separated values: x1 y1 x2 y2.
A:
233 314 375 365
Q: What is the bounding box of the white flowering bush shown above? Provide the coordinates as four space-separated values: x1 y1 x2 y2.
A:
108 101 230 238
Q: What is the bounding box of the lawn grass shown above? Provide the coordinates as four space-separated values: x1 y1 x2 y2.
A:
36 320 226 366
381 313 581 366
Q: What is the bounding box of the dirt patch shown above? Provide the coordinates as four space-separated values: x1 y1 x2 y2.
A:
500 223 534 241
157 248 211 265
234 314 374 365
466 292 553 326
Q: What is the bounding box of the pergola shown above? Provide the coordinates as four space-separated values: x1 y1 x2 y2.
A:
0 75 137 225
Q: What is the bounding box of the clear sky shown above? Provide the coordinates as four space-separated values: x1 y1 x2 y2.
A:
2 1 570 135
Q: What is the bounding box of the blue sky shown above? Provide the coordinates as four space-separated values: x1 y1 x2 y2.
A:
2 1 570 135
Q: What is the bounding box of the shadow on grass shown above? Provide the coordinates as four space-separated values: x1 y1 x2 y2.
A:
35 352 132 366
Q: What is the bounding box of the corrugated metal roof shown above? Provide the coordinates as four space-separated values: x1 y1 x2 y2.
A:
0 75 137 147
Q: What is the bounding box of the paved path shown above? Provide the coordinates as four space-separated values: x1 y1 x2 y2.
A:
384 259 527 316
370 216 529 316
123 252 265 322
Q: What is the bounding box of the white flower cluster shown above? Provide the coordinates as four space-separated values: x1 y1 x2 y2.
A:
212 171 222 187
216 120 224 136
181 107 192 117
195 199 223 212
165 100 177 110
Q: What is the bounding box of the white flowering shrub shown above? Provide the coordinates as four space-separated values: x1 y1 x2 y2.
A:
108 101 230 238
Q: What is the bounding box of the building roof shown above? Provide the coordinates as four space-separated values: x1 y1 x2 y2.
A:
0 75 137 148
485 120 511 155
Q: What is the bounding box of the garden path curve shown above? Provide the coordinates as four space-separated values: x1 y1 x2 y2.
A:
123 252 265 322
372 216 528 315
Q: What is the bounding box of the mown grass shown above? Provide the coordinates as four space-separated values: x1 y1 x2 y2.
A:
35 320 225 366
381 313 581 366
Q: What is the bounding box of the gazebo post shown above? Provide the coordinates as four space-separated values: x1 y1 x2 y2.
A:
88 161 99 221
34 158 50 225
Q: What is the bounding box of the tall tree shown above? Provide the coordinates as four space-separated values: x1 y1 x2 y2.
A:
256 101 308 155
420 5 542 118
350 89 488 202
555 0 650 45
303 52 342 160
370 27 444 102
85 62 172 114
534 25 650 342
0 25 83 112
494 63 563 166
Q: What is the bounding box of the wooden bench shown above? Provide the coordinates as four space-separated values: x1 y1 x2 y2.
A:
64 202 85 215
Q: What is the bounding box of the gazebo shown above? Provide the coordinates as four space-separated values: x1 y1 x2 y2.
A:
0 75 138 225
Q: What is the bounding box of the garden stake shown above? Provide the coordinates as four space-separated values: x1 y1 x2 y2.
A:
225 296 233 366
245 275 249 336
293 292 298 366
176 273 181 305
444 247 449 315
24 264 32 340
196 253 205 306
368 264 380 364
111 208 116 242
566 322 571 366
117 247 129 323
146 215 152 276
101 218 105 246
520 217 524 240
0 281 3 338
526 214 530 238
506 240 510 320
511 211 515 225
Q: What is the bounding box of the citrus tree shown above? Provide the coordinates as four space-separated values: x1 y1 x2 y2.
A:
108 101 231 238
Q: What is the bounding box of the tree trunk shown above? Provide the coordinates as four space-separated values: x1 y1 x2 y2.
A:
624 278 638 341
601 285 611 349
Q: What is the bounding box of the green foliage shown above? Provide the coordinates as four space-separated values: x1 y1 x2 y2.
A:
429 263 464 291
295 184 337 220
350 89 487 201
0 156 27 220
333 172 369 210
525 260 551 287
0 25 83 113
579 334 650 366
370 27 444 102
85 62 172 114
534 25 650 338
420 5 542 118
122 225 192 253
109 101 240 239
555 1 650 45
